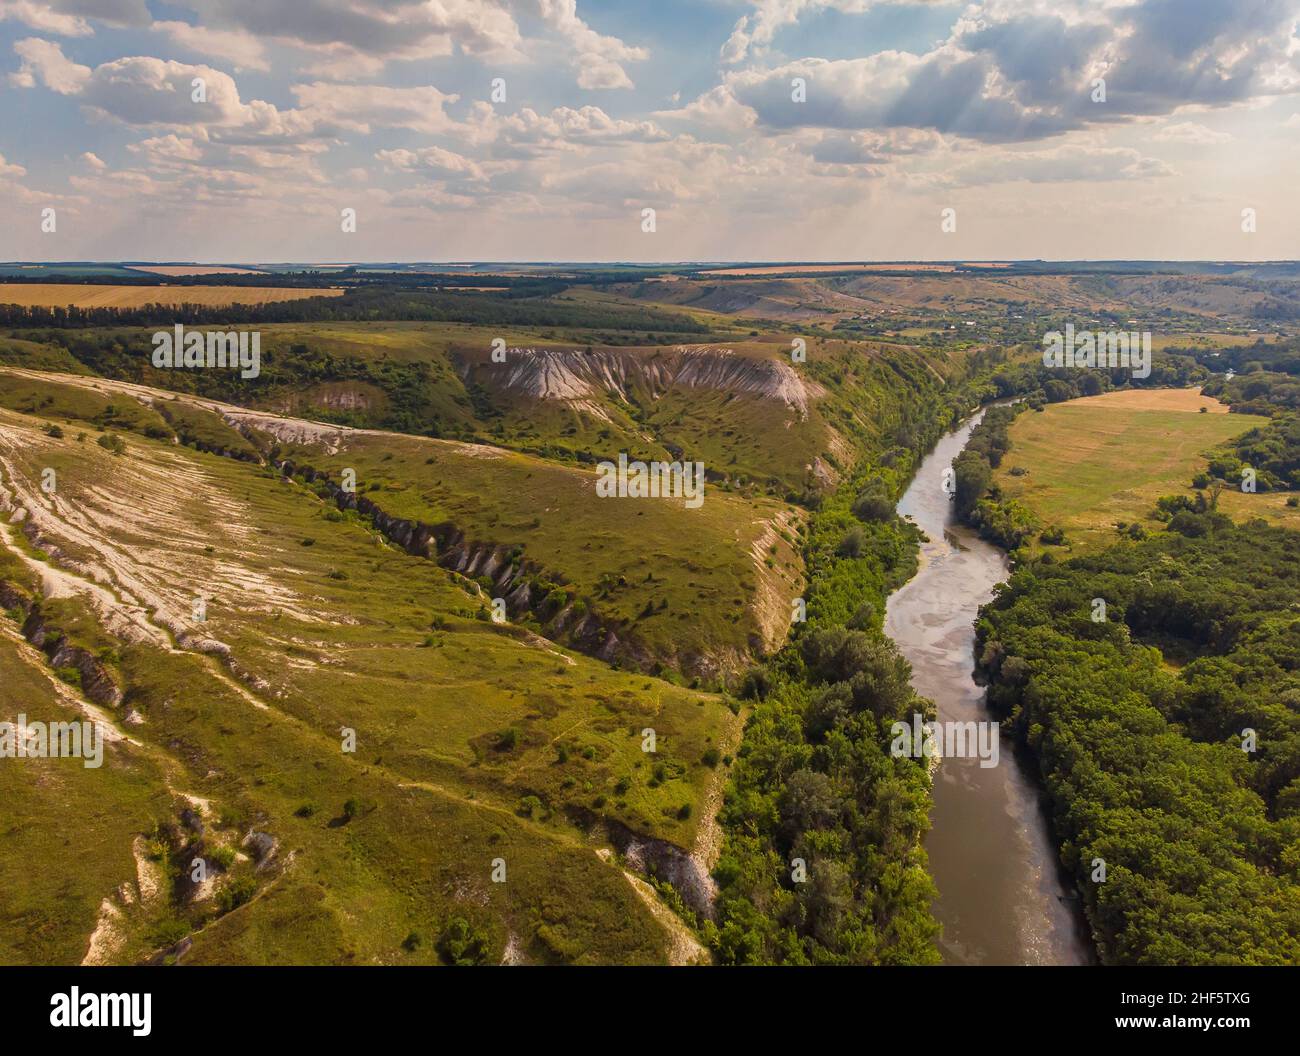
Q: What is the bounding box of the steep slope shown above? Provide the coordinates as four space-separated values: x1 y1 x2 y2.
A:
0 384 747 964
0 367 803 680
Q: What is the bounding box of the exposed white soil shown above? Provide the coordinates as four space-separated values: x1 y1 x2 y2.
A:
743 506 803 652
480 344 827 421
596 847 707 966
81 898 125 966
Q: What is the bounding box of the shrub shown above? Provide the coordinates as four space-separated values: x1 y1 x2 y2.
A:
851 478 894 522
436 917 489 966
218 875 257 913
837 526 867 558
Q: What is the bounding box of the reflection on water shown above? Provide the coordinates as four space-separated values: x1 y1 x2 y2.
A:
883 410 1094 966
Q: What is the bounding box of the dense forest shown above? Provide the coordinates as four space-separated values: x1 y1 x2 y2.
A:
975 512 1300 963
1200 343 1300 490
0 285 707 333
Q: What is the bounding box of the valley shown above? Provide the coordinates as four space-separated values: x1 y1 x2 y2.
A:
2 261 1298 967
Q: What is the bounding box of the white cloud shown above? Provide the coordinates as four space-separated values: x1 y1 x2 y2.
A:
462 103 669 155
10 36 91 92
376 145 487 180
654 86 758 132
151 20 271 73
950 144 1176 186
0 151 28 179
1153 121 1233 144
528 0 648 89
0 0 91 36
290 82 461 135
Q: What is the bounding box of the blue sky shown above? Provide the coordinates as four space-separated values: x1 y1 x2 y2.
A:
2 0 1299 262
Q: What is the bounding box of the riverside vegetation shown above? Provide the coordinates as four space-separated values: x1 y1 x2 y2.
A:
952 346 1300 964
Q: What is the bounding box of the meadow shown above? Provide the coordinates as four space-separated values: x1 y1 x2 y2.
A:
992 388 1297 551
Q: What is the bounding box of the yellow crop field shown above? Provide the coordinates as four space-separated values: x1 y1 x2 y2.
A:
0 283 343 308
995 387 1300 551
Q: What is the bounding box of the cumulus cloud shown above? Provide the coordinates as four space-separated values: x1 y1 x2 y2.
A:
721 1 878 65
376 145 487 180
527 0 648 89
691 0 1300 147
654 85 758 131
461 103 669 156
10 40 330 148
723 53 1074 142
0 151 28 179
10 36 91 92
163 0 645 88
178 0 524 67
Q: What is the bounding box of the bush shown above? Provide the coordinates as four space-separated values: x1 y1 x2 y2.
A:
218 874 257 913
837 526 867 558
851 478 894 523
436 917 490 966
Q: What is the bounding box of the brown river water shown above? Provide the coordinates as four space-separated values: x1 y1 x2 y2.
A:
883 410 1096 965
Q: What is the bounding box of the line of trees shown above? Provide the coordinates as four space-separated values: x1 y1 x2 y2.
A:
0 285 708 332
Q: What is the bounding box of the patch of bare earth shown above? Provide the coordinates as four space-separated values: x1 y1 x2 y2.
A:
596 848 707 966
745 506 804 652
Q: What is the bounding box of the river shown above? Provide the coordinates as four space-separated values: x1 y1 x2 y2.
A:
883 409 1095 966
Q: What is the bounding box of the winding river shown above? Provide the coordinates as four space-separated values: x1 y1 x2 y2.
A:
883 410 1095 966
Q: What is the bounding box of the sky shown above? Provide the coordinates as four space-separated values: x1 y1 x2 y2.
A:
1 0 1299 263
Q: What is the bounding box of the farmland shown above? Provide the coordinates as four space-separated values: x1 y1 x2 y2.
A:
991 388 1298 552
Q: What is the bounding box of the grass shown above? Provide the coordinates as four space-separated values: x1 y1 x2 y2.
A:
994 388 1298 553
268 424 801 671
0 387 748 963
0 635 172 965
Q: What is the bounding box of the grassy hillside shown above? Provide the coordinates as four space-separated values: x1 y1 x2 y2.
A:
0 386 745 964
